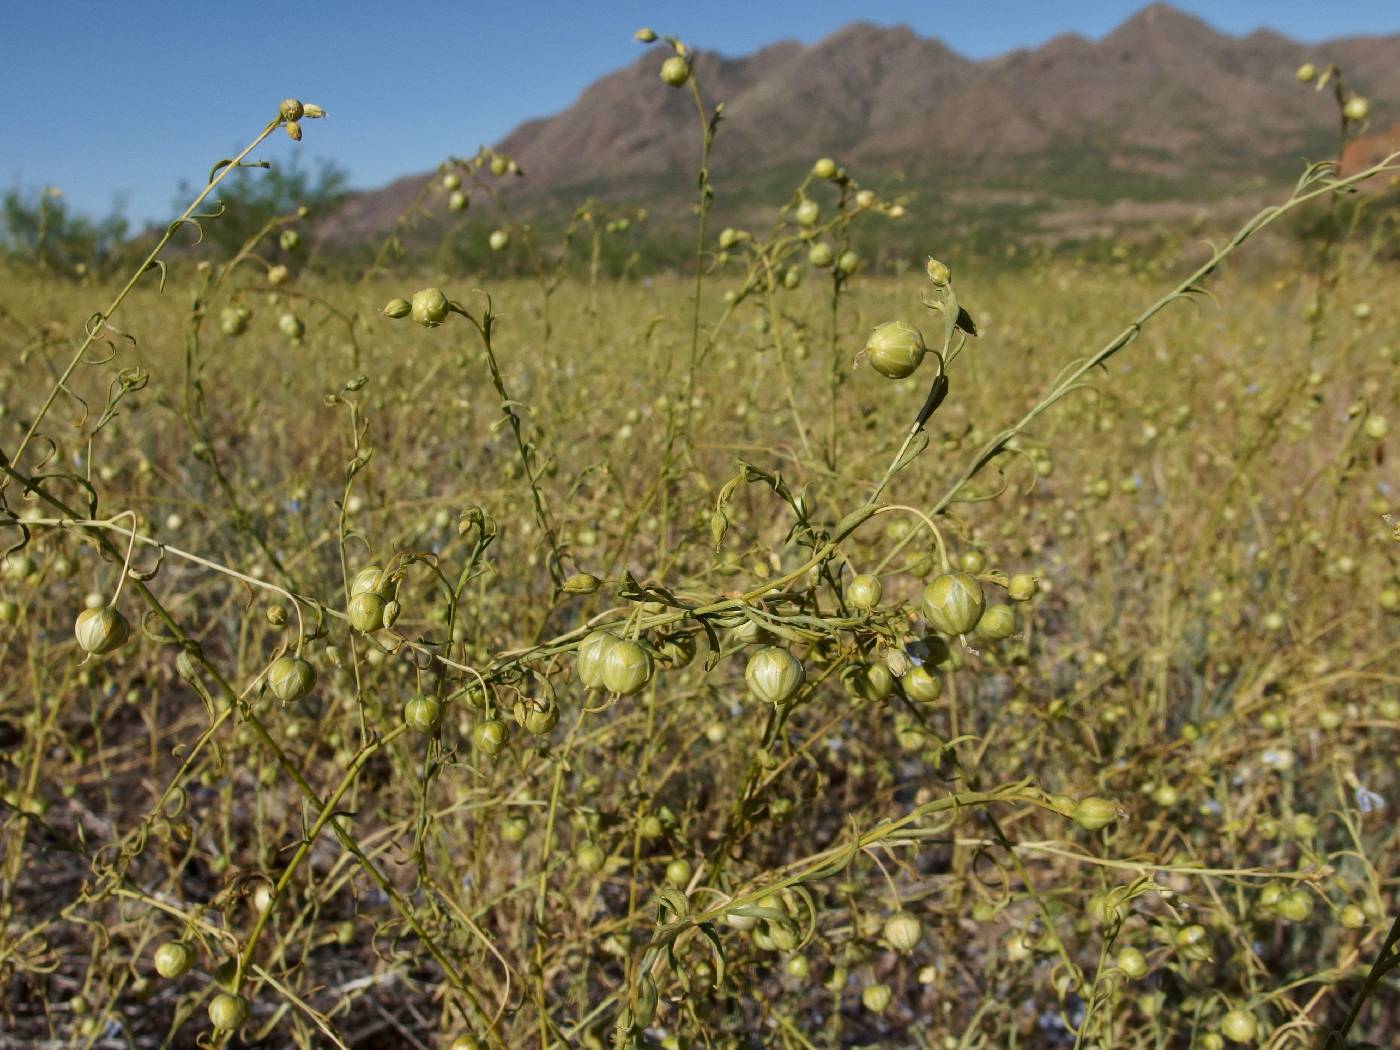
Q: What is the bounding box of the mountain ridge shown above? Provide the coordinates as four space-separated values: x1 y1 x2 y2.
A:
326 3 1400 245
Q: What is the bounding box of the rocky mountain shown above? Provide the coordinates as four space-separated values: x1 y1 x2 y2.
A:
327 4 1400 244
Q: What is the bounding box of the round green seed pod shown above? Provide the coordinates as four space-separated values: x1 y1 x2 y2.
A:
208 992 250 1031
865 321 926 379
785 954 810 978
442 172 461 191
660 56 690 87
1117 946 1148 979
472 718 507 757
575 842 606 873
489 229 510 251
1071 796 1119 831
977 605 1016 641
501 814 529 843
0 600 18 624
267 655 315 702
922 572 985 636
279 229 300 252
844 661 893 703
883 911 922 952
1220 1009 1258 1044
516 696 559 735
665 858 692 888
1277 889 1314 923
1296 62 1316 82
601 638 653 695
153 941 195 979
1007 574 1038 601
1343 95 1369 122
836 250 859 275
959 549 987 573
795 200 820 227
862 983 892 1013
902 665 943 703
347 591 386 633
808 241 834 268
812 157 837 179
350 565 386 596
75 606 130 655
448 190 469 212
1339 903 1366 929
410 287 449 327
744 646 805 705
404 696 443 734
656 632 697 669
278 313 304 340
847 573 882 611
576 630 619 689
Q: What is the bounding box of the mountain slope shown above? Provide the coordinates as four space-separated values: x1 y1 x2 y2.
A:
328 3 1400 244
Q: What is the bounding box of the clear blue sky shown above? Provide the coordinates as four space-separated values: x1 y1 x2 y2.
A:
5 1 1398 224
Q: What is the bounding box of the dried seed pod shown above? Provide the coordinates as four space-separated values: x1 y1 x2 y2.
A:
922 573 985 636
745 646 805 705
279 99 304 122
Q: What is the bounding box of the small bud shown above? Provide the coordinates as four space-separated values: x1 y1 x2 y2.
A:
635 27 657 43
1295 62 1316 83
575 842 606 873
561 572 601 594
1071 796 1121 831
926 258 951 286
383 298 412 319
279 229 300 252
279 99 304 122
808 241 835 268
448 190 468 212
977 605 1016 641
1008 574 1039 601
812 157 837 179
266 604 287 627
302 103 326 118
284 121 302 141
267 263 289 285
442 172 461 191
489 229 510 251
278 312 304 341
